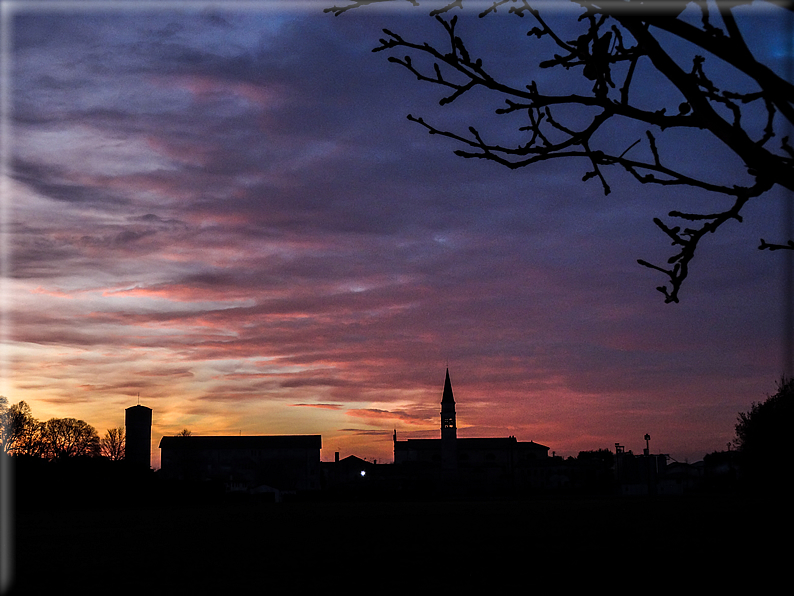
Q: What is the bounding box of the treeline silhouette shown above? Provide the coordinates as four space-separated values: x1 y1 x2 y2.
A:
0 398 124 461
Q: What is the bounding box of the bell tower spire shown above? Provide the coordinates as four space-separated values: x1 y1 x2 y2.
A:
440 368 457 475
440 367 456 438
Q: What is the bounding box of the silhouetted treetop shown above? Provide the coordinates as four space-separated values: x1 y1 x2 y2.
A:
327 0 794 302
734 377 793 454
1 400 41 456
734 377 793 491
100 426 125 461
40 418 100 460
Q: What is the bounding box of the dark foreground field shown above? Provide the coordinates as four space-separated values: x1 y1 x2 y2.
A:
7 494 789 593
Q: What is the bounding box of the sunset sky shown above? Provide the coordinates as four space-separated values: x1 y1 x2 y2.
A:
2 1 792 467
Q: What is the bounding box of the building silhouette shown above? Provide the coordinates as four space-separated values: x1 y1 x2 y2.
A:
393 368 550 491
125 404 152 470
159 435 322 492
321 453 379 493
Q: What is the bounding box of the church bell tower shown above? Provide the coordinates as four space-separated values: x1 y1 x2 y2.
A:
440 368 457 473
441 368 457 439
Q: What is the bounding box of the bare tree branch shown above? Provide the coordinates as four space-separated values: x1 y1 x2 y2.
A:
328 0 794 301
760 239 794 251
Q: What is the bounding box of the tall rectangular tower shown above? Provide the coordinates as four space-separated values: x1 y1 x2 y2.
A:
125 404 152 470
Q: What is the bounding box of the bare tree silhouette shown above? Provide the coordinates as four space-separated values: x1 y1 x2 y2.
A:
39 418 100 460
100 427 126 462
326 0 794 302
0 400 42 456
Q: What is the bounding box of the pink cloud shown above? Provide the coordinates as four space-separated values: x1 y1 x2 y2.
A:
29 286 76 299
346 408 430 425
158 74 286 108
